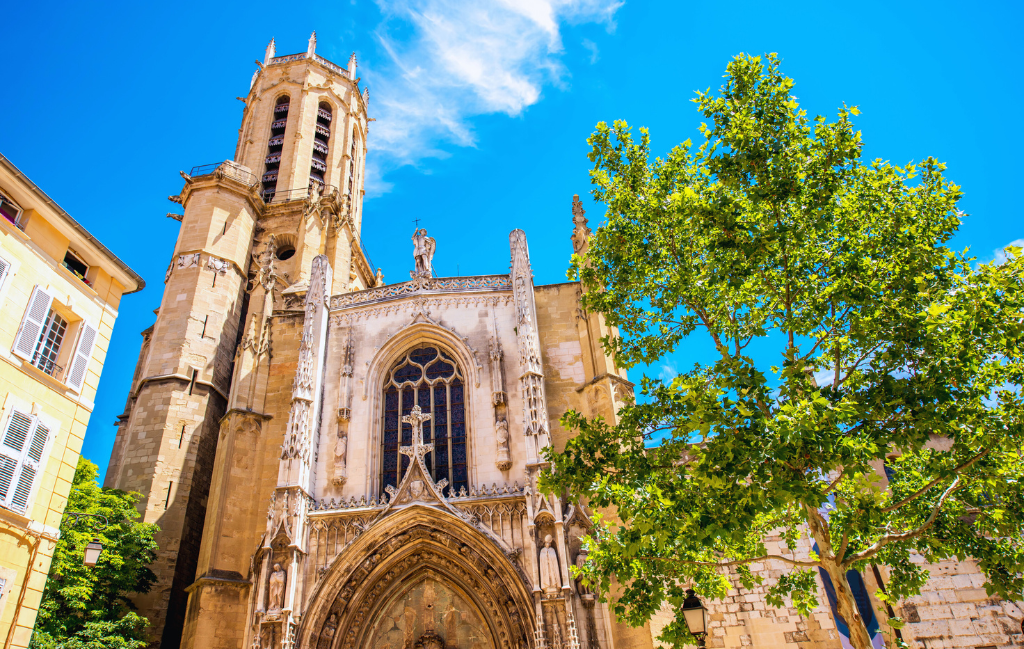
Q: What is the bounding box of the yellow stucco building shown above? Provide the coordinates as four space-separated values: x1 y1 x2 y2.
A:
0 153 143 648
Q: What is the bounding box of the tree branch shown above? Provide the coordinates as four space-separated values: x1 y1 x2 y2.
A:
639 553 821 569
881 446 994 514
846 476 962 565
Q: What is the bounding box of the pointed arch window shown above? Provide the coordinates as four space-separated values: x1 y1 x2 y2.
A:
381 346 467 495
261 95 290 202
310 102 331 188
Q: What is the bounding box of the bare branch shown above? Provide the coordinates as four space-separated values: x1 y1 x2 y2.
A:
847 477 962 566
881 446 994 514
639 553 821 569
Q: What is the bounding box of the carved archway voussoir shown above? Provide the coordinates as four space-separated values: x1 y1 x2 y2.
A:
300 507 534 649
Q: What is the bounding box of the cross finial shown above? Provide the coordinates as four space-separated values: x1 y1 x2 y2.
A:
400 405 433 461
412 217 421 230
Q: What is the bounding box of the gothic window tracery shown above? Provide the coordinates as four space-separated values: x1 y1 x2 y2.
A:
261 95 290 202
381 346 467 495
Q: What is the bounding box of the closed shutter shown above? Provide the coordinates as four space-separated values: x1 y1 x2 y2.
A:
12 285 52 361
0 410 53 513
9 421 49 511
0 411 31 509
65 321 97 392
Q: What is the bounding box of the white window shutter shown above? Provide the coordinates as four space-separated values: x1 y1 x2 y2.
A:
0 255 9 287
0 411 31 509
9 421 49 512
66 321 97 392
12 285 52 361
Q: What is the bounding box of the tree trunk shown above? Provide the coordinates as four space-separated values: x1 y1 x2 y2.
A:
820 558 875 649
805 506 875 649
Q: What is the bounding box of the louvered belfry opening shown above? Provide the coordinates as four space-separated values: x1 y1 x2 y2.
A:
261 95 290 202
381 346 468 496
310 101 331 189
347 131 356 197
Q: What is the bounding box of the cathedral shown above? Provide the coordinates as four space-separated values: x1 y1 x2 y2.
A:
103 34 638 649
103 34 1024 649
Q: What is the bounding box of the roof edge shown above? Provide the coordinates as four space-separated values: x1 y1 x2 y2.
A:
0 153 146 295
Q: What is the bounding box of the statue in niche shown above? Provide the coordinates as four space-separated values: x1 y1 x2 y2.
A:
349 267 360 292
333 433 348 485
411 228 436 278
539 534 561 594
268 562 286 611
323 613 338 639
574 549 593 597
495 420 511 470
375 267 385 287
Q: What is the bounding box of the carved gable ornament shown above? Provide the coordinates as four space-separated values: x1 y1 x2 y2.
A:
375 405 466 521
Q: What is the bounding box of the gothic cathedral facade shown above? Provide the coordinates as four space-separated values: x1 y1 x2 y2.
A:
104 36 641 649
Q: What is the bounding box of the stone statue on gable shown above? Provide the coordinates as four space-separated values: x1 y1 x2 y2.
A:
411 228 436 278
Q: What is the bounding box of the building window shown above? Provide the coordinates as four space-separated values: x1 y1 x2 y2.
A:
261 95 290 202
32 310 68 378
381 346 467 495
12 286 98 391
62 249 91 286
0 192 22 228
310 102 331 188
0 409 54 513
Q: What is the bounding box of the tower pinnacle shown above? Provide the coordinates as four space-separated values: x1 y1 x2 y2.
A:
264 37 276 65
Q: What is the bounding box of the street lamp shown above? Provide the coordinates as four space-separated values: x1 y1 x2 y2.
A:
83 539 104 567
682 589 707 647
63 512 109 568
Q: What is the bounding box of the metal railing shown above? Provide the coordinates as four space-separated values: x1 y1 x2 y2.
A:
261 184 338 204
31 351 63 379
187 161 259 187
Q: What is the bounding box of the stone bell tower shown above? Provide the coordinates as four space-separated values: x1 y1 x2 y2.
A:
105 33 373 648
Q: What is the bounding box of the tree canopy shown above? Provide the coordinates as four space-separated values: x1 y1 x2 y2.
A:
542 53 1024 649
30 458 158 649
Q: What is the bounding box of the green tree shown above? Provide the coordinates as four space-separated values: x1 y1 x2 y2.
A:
30 458 158 649
543 53 1024 649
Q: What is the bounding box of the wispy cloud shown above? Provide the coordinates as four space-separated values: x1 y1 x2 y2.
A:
993 238 1024 265
363 0 622 195
581 38 600 63
658 362 678 383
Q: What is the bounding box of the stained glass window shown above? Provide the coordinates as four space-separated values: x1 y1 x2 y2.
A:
381 346 467 496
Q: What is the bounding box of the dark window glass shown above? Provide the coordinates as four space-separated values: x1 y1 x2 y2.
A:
380 346 468 495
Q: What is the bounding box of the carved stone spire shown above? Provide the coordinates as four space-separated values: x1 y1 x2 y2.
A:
570 194 591 255
307 31 317 56
510 229 551 460
348 52 358 80
264 38 276 65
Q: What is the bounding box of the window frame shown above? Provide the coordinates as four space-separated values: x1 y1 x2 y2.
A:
0 192 23 229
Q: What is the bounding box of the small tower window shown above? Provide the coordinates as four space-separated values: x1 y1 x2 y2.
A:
262 95 290 202
309 102 331 189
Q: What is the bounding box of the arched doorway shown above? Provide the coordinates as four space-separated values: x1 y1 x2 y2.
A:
299 506 535 649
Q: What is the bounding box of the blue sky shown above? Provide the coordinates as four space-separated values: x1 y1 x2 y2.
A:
2 1 1021 480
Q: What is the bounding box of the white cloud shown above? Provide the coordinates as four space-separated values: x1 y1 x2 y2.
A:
657 362 678 383
993 238 1024 265
581 38 600 64
363 0 622 195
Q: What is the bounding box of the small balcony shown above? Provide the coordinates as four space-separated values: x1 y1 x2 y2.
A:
31 350 63 379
